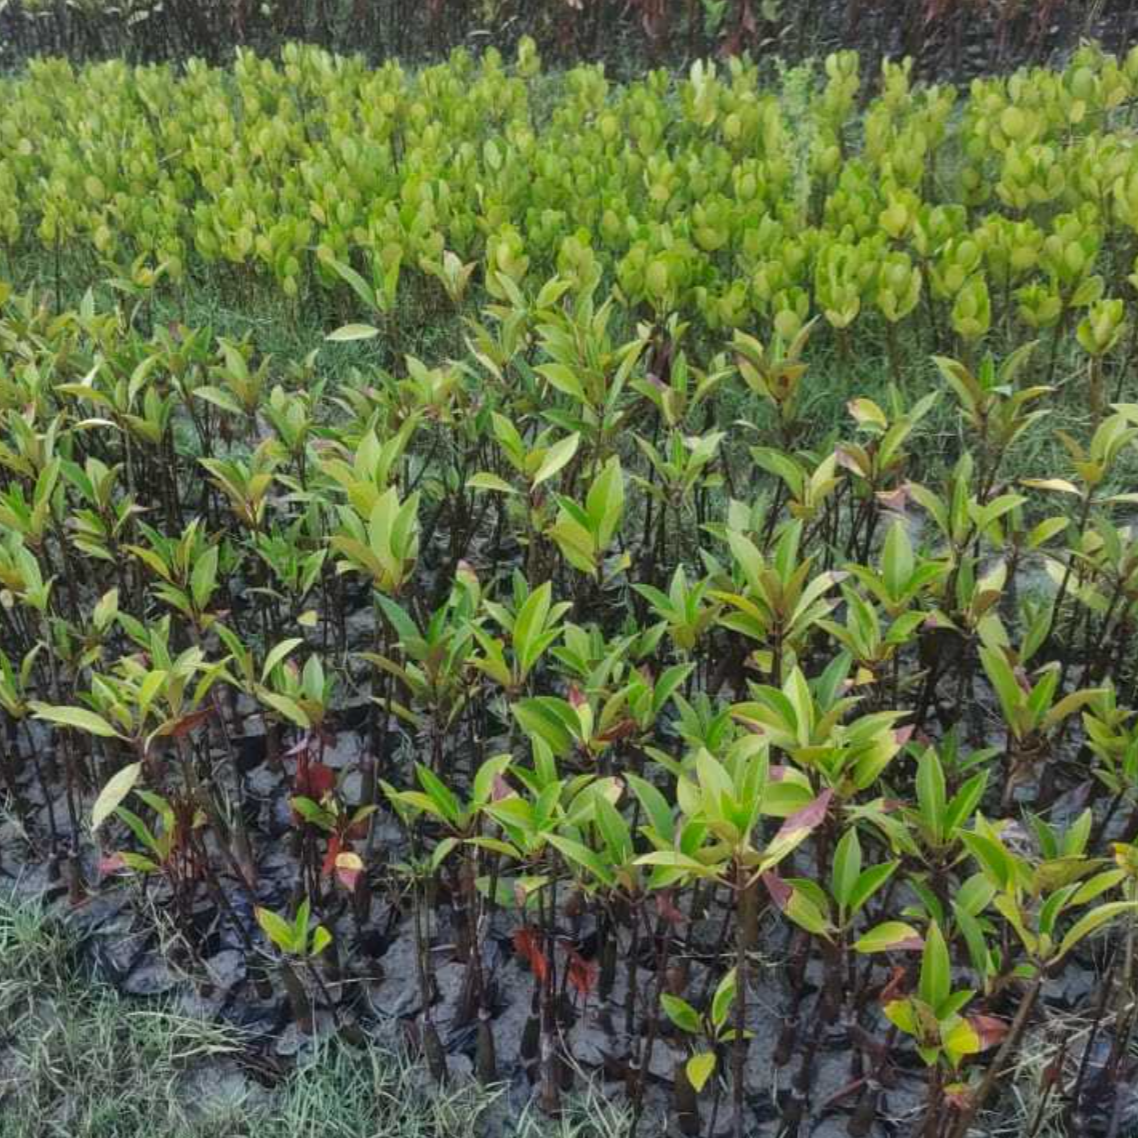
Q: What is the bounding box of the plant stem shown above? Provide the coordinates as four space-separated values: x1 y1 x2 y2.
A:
947 975 1043 1138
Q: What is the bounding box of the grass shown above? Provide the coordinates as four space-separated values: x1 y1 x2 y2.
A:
0 890 632 1138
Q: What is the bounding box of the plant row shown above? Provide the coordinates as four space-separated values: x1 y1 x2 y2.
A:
7 41 1138 375
1 257 1138 1135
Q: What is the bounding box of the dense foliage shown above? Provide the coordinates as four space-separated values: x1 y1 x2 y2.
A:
7 39 1138 357
3 39 1138 1138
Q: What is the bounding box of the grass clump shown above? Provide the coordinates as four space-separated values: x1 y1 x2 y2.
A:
0 892 629 1138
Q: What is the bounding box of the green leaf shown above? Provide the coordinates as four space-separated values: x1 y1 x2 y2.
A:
916 748 946 842
190 545 218 610
979 647 1024 732
256 906 297 953
31 702 121 739
919 921 950 1010
660 993 701 1035
326 323 380 342
259 691 311 729
261 638 304 682
626 773 674 843
1056 901 1138 961
322 256 378 310
547 834 615 887
466 472 518 495
686 1051 716 1093
882 997 917 1036
882 520 913 601
416 764 462 827
778 880 834 938
535 362 585 401
91 762 142 831
846 861 898 917
514 582 553 676
192 386 245 416
532 432 580 488
854 921 924 954
711 967 737 1029
831 827 862 909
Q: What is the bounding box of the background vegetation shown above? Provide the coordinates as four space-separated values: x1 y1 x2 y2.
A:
1 0 1137 79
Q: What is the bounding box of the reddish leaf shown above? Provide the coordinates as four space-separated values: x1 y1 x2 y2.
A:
513 925 549 985
296 762 335 800
774 788 833 844
565 948 597 998
879 966 908 1004
597 719 638 744
656 890 686 926
333 850 364 891
943 1084 973 1111
98 853 127 876
769 764 788 782
167 706 214 738
876 487 910 513
762 870 792 911
834 446 866 477
968 1014 1009 1051
321 833 343 878
568 684 587 710
893 725 915 748
285 734 314 759
492 773 512 801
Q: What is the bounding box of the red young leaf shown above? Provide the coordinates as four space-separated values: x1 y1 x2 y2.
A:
285 737 311 758
774 788 833 843
876 487 910 513
943 1084 973 1111
321 833 343 879
968 1014 1009 1051
597 719 638 744
656 890 687 926
834 446 864 476
98 853 127 876
565 948 598 998
893 934 926 951
333 850 364 891
296 762 336 800
513 926 549 985
762 871 792 912
168 706 214 738
879 965 908 1004
893 725 915 748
